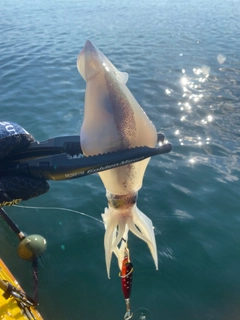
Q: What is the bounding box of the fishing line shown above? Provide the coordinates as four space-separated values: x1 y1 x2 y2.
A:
14 205 103 224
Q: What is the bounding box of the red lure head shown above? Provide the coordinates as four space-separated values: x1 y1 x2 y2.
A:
120 256 133 300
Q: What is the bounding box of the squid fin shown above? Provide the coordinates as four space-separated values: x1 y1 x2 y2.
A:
115 71 128 84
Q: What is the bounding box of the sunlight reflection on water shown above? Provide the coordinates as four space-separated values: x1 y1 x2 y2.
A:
174 65 213 151
164 52 240 185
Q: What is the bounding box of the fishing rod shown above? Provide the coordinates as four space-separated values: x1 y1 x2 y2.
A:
0 206 47 304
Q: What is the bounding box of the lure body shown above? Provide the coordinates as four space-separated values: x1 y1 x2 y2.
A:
120 249 133 320
121 256 133 300
78 40 158 278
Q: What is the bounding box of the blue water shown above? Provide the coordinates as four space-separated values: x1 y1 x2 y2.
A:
1 0 240 319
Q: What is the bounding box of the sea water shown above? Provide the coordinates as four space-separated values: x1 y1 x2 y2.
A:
0 0 240 319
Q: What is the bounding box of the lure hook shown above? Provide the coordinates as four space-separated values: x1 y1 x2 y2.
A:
124 299 133 319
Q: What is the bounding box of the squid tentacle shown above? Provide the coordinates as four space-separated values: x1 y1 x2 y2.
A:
102 210 118 278
129 206 158 270
102 208 127 278
102 204 158 278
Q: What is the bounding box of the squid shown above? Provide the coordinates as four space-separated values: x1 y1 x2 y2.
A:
77 40 158 278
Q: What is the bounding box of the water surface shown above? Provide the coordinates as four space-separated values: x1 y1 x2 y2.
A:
1 0 240 319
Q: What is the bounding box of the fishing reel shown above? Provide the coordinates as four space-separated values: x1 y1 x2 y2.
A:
0 207 47 304
18 234 47 261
